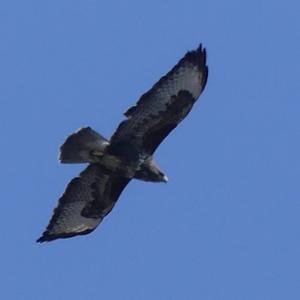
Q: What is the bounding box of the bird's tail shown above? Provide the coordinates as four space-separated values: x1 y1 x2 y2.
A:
59 127 109 164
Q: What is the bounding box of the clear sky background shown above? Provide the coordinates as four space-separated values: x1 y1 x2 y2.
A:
1 0 300 299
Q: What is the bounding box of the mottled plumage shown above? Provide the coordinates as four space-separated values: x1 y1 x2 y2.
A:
37 44 208 242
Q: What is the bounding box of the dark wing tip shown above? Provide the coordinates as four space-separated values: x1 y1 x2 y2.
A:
176 43 208 92
36 236 45 243
36 233 51 243
36 231 54 243
36 229 94 243
184 43 207 68
193 43 208 91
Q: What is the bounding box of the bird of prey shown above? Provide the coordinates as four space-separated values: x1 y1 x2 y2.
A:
37 44 208 242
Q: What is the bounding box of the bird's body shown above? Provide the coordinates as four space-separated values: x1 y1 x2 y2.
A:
37 44 208 242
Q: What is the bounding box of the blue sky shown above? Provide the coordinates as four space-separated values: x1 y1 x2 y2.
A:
1 0 300 299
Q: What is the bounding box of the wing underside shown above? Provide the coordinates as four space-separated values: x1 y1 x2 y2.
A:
37 164 130 242
109 44 208 156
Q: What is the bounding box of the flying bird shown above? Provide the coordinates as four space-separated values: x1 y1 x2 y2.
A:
37 44 208 242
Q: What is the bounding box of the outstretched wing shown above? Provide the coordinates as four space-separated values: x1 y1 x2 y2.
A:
109 44 208 156
37 164 130 242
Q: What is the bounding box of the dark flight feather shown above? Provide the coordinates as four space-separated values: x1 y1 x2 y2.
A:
37 165 130 242
110 44 208 156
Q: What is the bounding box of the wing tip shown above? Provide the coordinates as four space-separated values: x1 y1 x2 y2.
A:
186 43 207 65
36 231 52 243
36 229 95 243
190 43 209 91
36 235 48 243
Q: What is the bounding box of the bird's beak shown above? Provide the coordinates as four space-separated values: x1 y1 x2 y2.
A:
162 175 168 183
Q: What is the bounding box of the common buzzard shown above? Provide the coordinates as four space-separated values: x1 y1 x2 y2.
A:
37 44 208 242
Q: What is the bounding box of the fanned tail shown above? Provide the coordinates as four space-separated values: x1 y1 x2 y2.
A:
59 127 109 164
